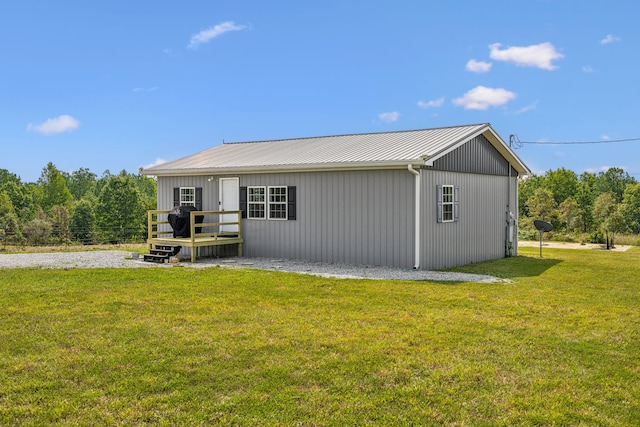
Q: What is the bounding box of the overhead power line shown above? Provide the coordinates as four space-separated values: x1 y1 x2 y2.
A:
510 135 640 147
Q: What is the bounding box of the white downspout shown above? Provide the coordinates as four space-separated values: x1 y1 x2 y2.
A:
408 164 420 269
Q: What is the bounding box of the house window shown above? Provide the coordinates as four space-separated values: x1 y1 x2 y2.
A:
268 186 287 219
180 187 196 207
247 186 266 219
442 185 454 222
437 185 459 223
240 186 296 221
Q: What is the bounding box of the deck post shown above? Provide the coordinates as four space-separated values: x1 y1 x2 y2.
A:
147 211 154 250
190 210 197 263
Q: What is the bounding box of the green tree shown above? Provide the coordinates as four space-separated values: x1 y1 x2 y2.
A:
0 169 21 187
65 167 97 200
619 183 640 233
70 198 96 244
526 188 557 224
0 180 35 222
22 218 52 246
545 168 579 206
38 162 72 212
0 191 21 243
95 175 146 243
594 167 636 202
576 172 598 232
558 197 584 233
132 173 157 211
593 192 618 248
593 192 617 225
50 206 71 243
518 174 545 218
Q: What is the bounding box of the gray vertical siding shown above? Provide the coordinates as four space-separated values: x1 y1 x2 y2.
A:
157 171 415 267
156 167 520 270
238 169 415 268
432 134 516 176
419 170 517 270
157 176 219 210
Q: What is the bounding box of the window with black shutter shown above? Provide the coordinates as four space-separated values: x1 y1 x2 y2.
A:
287 186 296 220
437 185 459 223
173 187 202 209
238 185 296 220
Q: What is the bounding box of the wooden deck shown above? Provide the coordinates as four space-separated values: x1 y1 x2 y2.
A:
147 210 243 263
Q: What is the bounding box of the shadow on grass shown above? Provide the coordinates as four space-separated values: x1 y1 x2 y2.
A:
449 255 563 280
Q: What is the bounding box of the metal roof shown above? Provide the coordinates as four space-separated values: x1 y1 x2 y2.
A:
143 123 530 176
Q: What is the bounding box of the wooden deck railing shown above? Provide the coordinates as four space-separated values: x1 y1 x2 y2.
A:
147 210 243 262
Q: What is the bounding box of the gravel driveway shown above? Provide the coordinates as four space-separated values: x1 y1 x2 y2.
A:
0 251 501 282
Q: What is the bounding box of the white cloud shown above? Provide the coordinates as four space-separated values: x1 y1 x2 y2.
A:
27 115 80 135
143 158 168 170
582 65 595 73
513 102 538 115
188 21 247 49
452 86 516 110
600 34 621 45
489 42 564 70
600 134 610 140
378 111 400 123
417 98 445 109
466 59 492 73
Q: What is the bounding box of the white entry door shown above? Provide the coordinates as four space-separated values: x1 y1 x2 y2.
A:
219 177 239 232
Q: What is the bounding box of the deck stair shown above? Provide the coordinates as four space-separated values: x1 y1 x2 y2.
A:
143 245 181 263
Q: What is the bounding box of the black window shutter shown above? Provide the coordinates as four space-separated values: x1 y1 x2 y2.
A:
173 188 180 207
454 186 460 222
195 187 202 210
287 186 296 220
239 186 247 218
436 185 443 223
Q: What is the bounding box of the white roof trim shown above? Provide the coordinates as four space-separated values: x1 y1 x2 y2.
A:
145 160 423 177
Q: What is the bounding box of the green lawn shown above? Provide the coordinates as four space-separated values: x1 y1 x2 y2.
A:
1 247 638 426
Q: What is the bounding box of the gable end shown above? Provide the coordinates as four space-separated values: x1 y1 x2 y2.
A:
430 134 517 176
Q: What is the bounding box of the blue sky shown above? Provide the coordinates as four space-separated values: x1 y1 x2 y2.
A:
2 0 639 183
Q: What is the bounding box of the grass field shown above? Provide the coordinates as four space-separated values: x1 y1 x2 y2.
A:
1 247 638 426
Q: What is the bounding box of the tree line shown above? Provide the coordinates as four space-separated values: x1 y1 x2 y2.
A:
519 167 640 244
2 162 639 247
0 163 156 246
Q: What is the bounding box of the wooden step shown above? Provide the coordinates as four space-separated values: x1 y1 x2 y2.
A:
143 254 169 263
142 244 181 263
149 249 174 256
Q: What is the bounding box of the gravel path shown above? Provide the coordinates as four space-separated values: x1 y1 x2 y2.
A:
0 251 162 269
0 251 501 282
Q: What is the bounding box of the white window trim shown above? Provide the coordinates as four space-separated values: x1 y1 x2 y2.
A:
441 185 454 223
179 187 196 207
267 186 288 220
247 186 266 220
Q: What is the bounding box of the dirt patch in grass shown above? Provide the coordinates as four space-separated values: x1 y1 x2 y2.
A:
519 240 631 252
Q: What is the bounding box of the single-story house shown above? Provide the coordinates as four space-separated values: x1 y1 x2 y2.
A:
142 123 530 270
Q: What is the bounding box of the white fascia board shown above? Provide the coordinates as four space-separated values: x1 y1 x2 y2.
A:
142 160 420 177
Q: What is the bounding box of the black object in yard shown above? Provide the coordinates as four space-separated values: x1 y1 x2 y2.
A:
534 219 553 258
168 205 203 238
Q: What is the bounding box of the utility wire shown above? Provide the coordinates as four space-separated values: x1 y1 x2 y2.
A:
514 136 640 145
